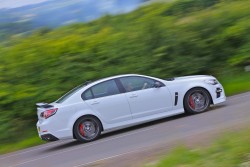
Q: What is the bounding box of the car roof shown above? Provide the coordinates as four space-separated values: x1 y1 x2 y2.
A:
80 74 153 90
98 74 141 81
90 74 141 84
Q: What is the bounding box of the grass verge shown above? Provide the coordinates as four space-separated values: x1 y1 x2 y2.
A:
147 128 250 167
0 136 45 155
219 72 250 96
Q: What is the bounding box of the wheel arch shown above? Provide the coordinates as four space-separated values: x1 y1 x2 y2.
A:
183 86 214 110
72 114 104 139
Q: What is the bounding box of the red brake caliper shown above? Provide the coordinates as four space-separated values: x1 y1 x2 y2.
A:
79 124 85 136
189 95 195 109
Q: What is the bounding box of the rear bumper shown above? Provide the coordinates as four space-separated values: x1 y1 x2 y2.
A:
36 120 73 141
41 134 59 141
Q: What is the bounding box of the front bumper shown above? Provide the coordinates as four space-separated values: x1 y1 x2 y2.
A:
212 85 226 104
216 87 223 98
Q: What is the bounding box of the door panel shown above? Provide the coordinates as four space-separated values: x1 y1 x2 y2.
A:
85 94 132 124
125 87 172 118
119 76 172 119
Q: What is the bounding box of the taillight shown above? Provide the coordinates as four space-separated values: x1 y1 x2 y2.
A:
41 108 58 119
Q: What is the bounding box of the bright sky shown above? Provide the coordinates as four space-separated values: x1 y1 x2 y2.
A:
0 0 49 9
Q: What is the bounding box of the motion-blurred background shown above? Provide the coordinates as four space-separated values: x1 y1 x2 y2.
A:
0 0 249 153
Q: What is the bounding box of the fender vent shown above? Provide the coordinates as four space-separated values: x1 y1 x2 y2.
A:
174 92 178 106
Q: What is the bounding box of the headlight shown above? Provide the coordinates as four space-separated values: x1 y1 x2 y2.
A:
205 79 218 85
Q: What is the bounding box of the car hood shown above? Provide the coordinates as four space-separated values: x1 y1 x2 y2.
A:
164 75 215 84
173 75 211 80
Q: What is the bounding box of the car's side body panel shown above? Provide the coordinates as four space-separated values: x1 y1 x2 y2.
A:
84 93 132 124
124 86 173 119
165 76 226 107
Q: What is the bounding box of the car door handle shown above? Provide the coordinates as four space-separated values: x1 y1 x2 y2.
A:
91 101 99 105
129 94 138 98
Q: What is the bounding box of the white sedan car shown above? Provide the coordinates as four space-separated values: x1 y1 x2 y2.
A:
36 74 226 142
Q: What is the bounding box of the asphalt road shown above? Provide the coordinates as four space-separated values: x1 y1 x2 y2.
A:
1 92 250 167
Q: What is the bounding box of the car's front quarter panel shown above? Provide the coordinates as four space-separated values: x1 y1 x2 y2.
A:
165 76 226 110
208 82 226 105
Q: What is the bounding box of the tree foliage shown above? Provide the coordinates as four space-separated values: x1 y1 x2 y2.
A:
0 0 250 143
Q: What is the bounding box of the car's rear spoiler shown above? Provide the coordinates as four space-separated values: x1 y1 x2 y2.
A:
36 102 53 108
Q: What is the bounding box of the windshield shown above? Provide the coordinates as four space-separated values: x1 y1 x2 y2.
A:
56 82 91 103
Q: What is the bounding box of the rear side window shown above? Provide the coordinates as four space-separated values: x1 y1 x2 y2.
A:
56 83 87 103
82 80 120 100
83 89 93 100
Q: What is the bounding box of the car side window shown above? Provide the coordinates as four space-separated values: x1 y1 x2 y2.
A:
119 76 158 92
82 80 120 100
83 89 93 100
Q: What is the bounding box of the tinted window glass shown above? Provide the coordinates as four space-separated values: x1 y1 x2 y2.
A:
120 77 156 92
83 89 93 100
90 80 120 99
56 83 87 103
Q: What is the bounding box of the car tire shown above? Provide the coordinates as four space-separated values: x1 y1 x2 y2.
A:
73 116 102 142
184 88 211 114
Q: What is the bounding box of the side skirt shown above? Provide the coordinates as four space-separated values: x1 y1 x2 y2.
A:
101 109 184 134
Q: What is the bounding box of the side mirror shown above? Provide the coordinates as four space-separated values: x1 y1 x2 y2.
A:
154 82 162 88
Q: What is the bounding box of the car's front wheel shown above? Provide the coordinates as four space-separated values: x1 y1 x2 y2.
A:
73 116 102 142
184 88 211 114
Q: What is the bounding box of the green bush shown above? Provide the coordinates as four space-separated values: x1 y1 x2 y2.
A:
0 0 250 144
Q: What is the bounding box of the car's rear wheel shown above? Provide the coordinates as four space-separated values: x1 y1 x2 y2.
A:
74 116 101 142
184 88 211 114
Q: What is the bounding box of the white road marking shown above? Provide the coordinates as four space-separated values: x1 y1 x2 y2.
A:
10 114 250 167
9 118 250 167
73 146 152 167
1 120 160 161
0 141 66 160
227 92 250 101
73 119 250 167
1 91 249 163
9 127 156 167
